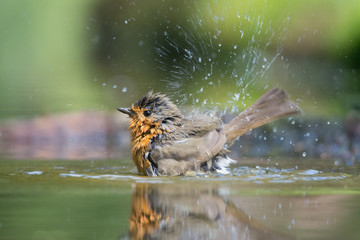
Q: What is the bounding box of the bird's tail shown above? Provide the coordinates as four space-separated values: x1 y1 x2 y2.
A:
223 88 300 145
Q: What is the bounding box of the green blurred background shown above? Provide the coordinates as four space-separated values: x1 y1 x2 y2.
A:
0 0 359 119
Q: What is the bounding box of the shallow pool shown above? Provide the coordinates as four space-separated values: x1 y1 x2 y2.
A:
0 158 359 240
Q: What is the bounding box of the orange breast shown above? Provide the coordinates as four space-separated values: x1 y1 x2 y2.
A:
130 119 163 174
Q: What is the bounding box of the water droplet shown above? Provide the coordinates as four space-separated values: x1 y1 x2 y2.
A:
302 152 307 157
122 87 127 92
233 93 240 101
113 84 117 89
102 83 106 87
198 57 202 63
124 20 128 24
251 35 255 43
234 45 238 49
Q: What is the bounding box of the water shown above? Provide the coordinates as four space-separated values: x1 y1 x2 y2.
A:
1 159 359 240
137 0 292 113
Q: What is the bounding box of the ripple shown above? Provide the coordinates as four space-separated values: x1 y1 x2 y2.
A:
26 171 43 175
59 172 173 183
225 166 347 183
298 169 320 175
20 167 348 184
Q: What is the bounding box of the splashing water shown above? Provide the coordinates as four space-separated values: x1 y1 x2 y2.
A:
154 0 291 112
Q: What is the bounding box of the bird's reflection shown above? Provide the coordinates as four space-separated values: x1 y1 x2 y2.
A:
127 182 290 240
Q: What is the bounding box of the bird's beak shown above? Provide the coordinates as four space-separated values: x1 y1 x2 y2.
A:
117 108 133 117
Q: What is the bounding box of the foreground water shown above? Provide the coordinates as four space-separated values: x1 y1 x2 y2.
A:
0 158 359 240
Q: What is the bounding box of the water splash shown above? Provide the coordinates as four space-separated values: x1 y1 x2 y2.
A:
154 0 290 112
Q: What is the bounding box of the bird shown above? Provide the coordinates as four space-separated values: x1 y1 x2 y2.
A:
118 88 300 176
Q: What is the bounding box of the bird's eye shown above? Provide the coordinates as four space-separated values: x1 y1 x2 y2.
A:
143 110 152 117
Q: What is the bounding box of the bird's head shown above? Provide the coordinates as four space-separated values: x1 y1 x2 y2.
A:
118 92 183 133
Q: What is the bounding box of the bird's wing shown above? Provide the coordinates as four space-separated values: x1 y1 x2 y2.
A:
150 129 227 176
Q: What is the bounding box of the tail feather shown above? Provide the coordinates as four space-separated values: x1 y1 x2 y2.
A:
223 88 300 144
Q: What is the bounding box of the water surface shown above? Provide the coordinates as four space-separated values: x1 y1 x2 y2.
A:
0 159 359 240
